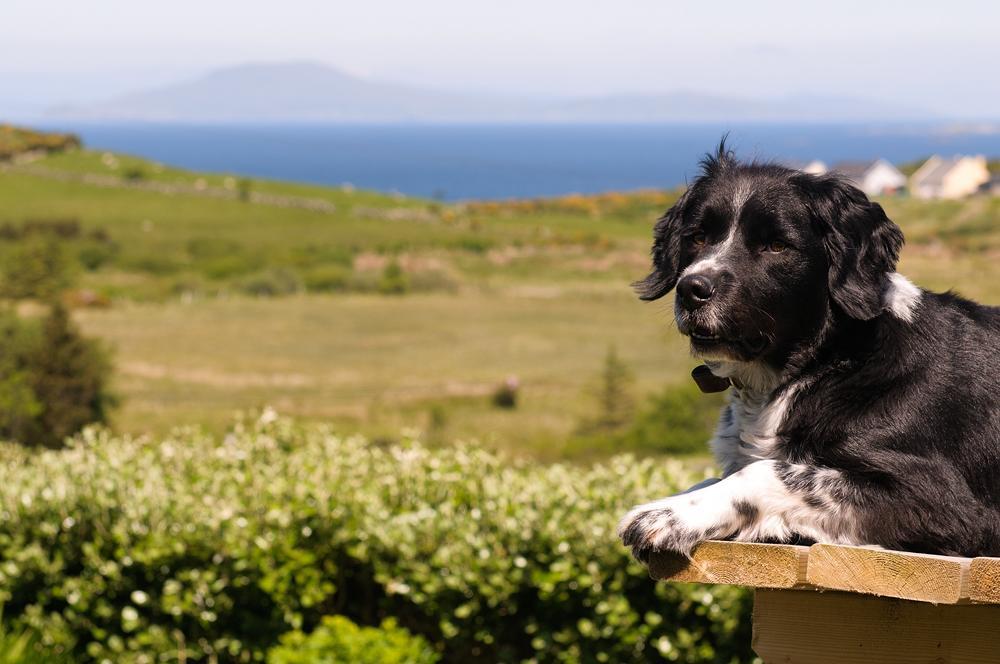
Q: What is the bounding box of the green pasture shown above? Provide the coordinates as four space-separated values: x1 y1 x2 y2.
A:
1 149 997 457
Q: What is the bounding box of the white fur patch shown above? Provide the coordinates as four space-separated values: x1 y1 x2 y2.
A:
618 460 863 555
736 383 801 456
677 219 741 281
883 272 921 323
704 367 800 475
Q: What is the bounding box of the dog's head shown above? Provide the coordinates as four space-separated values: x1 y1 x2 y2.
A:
636 143 904 371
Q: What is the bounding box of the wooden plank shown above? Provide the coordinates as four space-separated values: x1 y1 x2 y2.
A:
752 588 1000 664
648 540 811 588
806 543 971 604
969 557 1000 604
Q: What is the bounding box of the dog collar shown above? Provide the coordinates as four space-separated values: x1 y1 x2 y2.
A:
692 364 741 393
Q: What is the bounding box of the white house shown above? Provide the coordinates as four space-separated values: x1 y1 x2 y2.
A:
831 159 907 196
910 155 991 199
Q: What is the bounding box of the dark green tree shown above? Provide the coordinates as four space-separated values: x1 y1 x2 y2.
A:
0 311 43 444
0 305 115 448
23 303 115 447
580 345 636 434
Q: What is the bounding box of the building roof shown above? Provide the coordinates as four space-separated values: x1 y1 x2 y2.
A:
912 156 960 188
830 160 880 181
911 155 985 188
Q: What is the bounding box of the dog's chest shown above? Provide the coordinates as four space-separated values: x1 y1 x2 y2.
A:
712 387 798 471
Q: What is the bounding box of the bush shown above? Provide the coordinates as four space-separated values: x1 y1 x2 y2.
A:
121 166 146 182
268 616 438 664
620 382 726 455
122 253 181 276
491 376 519 409
237 178 253 202
0 305 115 448
202 255 262 280
377 260 409 295
0 237 73 301
77 241 118 272
0 415 751 663
578 346 636 434
239 268 303 297
303 265 351 293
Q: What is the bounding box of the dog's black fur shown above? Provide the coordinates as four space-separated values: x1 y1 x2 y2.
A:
618 142 1000 560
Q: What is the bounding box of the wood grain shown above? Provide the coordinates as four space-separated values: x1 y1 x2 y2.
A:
648 540 810 588
752 589 1000 664
806 543 971 604
969 557 1000 604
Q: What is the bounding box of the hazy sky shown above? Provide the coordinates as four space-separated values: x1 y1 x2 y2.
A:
3 0 999 117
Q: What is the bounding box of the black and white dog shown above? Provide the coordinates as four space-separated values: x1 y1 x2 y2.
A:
618 144 1000 561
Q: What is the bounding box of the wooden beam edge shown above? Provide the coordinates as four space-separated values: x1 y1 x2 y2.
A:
805 543 972 604
968 557 1000 604
650 541 1000 605
649 540 811 589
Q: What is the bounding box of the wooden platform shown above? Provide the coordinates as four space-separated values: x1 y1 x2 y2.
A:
650 542 1000 663
650 540 1000 605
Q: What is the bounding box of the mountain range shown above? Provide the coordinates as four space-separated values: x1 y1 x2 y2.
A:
50 61 939 124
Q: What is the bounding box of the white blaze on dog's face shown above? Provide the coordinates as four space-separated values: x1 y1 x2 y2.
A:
635 145 904 374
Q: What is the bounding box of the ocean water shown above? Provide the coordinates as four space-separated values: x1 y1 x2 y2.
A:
56 123 1000 201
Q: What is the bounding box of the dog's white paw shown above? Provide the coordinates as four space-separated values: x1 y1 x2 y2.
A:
617 497 711 563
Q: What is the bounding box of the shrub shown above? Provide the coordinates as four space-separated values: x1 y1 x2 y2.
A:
0 304 115 448
77 241 118 271
121 166 146 182
202 255 262 280
303 265 351 293
578 346 636 434
0 237 73 301
491 375 519 409
20 219 81 240
267 616 438 664
620 382 726 455
377 261 409 295
0 313 43 445
0 415 751 663
237 178 253 202
122 253 181 276
239 268 303 297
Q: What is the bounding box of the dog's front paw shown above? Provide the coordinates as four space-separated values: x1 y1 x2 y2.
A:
616 499 706 564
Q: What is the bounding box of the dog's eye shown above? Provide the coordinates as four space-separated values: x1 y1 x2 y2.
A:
691 232 707 247
765 240 788 254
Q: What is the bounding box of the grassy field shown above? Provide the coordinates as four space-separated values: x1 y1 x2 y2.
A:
1 147 998 458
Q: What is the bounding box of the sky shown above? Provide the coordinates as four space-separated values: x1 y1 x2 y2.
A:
3 0 999 118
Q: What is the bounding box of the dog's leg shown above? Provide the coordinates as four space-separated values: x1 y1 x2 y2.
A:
617 460 863 562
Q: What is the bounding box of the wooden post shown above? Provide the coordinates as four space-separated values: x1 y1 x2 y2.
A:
752 589 1000 664
648 541 1000 663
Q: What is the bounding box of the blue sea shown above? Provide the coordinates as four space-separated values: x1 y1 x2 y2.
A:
55 123 1000 201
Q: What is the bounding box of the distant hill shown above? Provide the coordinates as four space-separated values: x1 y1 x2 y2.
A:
51 61 938 124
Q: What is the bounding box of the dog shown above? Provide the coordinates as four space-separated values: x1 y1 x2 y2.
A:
617 143 1000 561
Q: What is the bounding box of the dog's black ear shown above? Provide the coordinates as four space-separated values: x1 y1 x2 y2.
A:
800 175 904 320
634 191 689 301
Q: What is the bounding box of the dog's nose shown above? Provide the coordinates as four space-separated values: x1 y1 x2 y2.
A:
677 274 715 310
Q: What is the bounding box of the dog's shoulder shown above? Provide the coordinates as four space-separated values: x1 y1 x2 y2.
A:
781 287 1000 462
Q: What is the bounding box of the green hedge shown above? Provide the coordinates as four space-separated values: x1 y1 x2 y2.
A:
267 615 438 664
0 414 752 662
